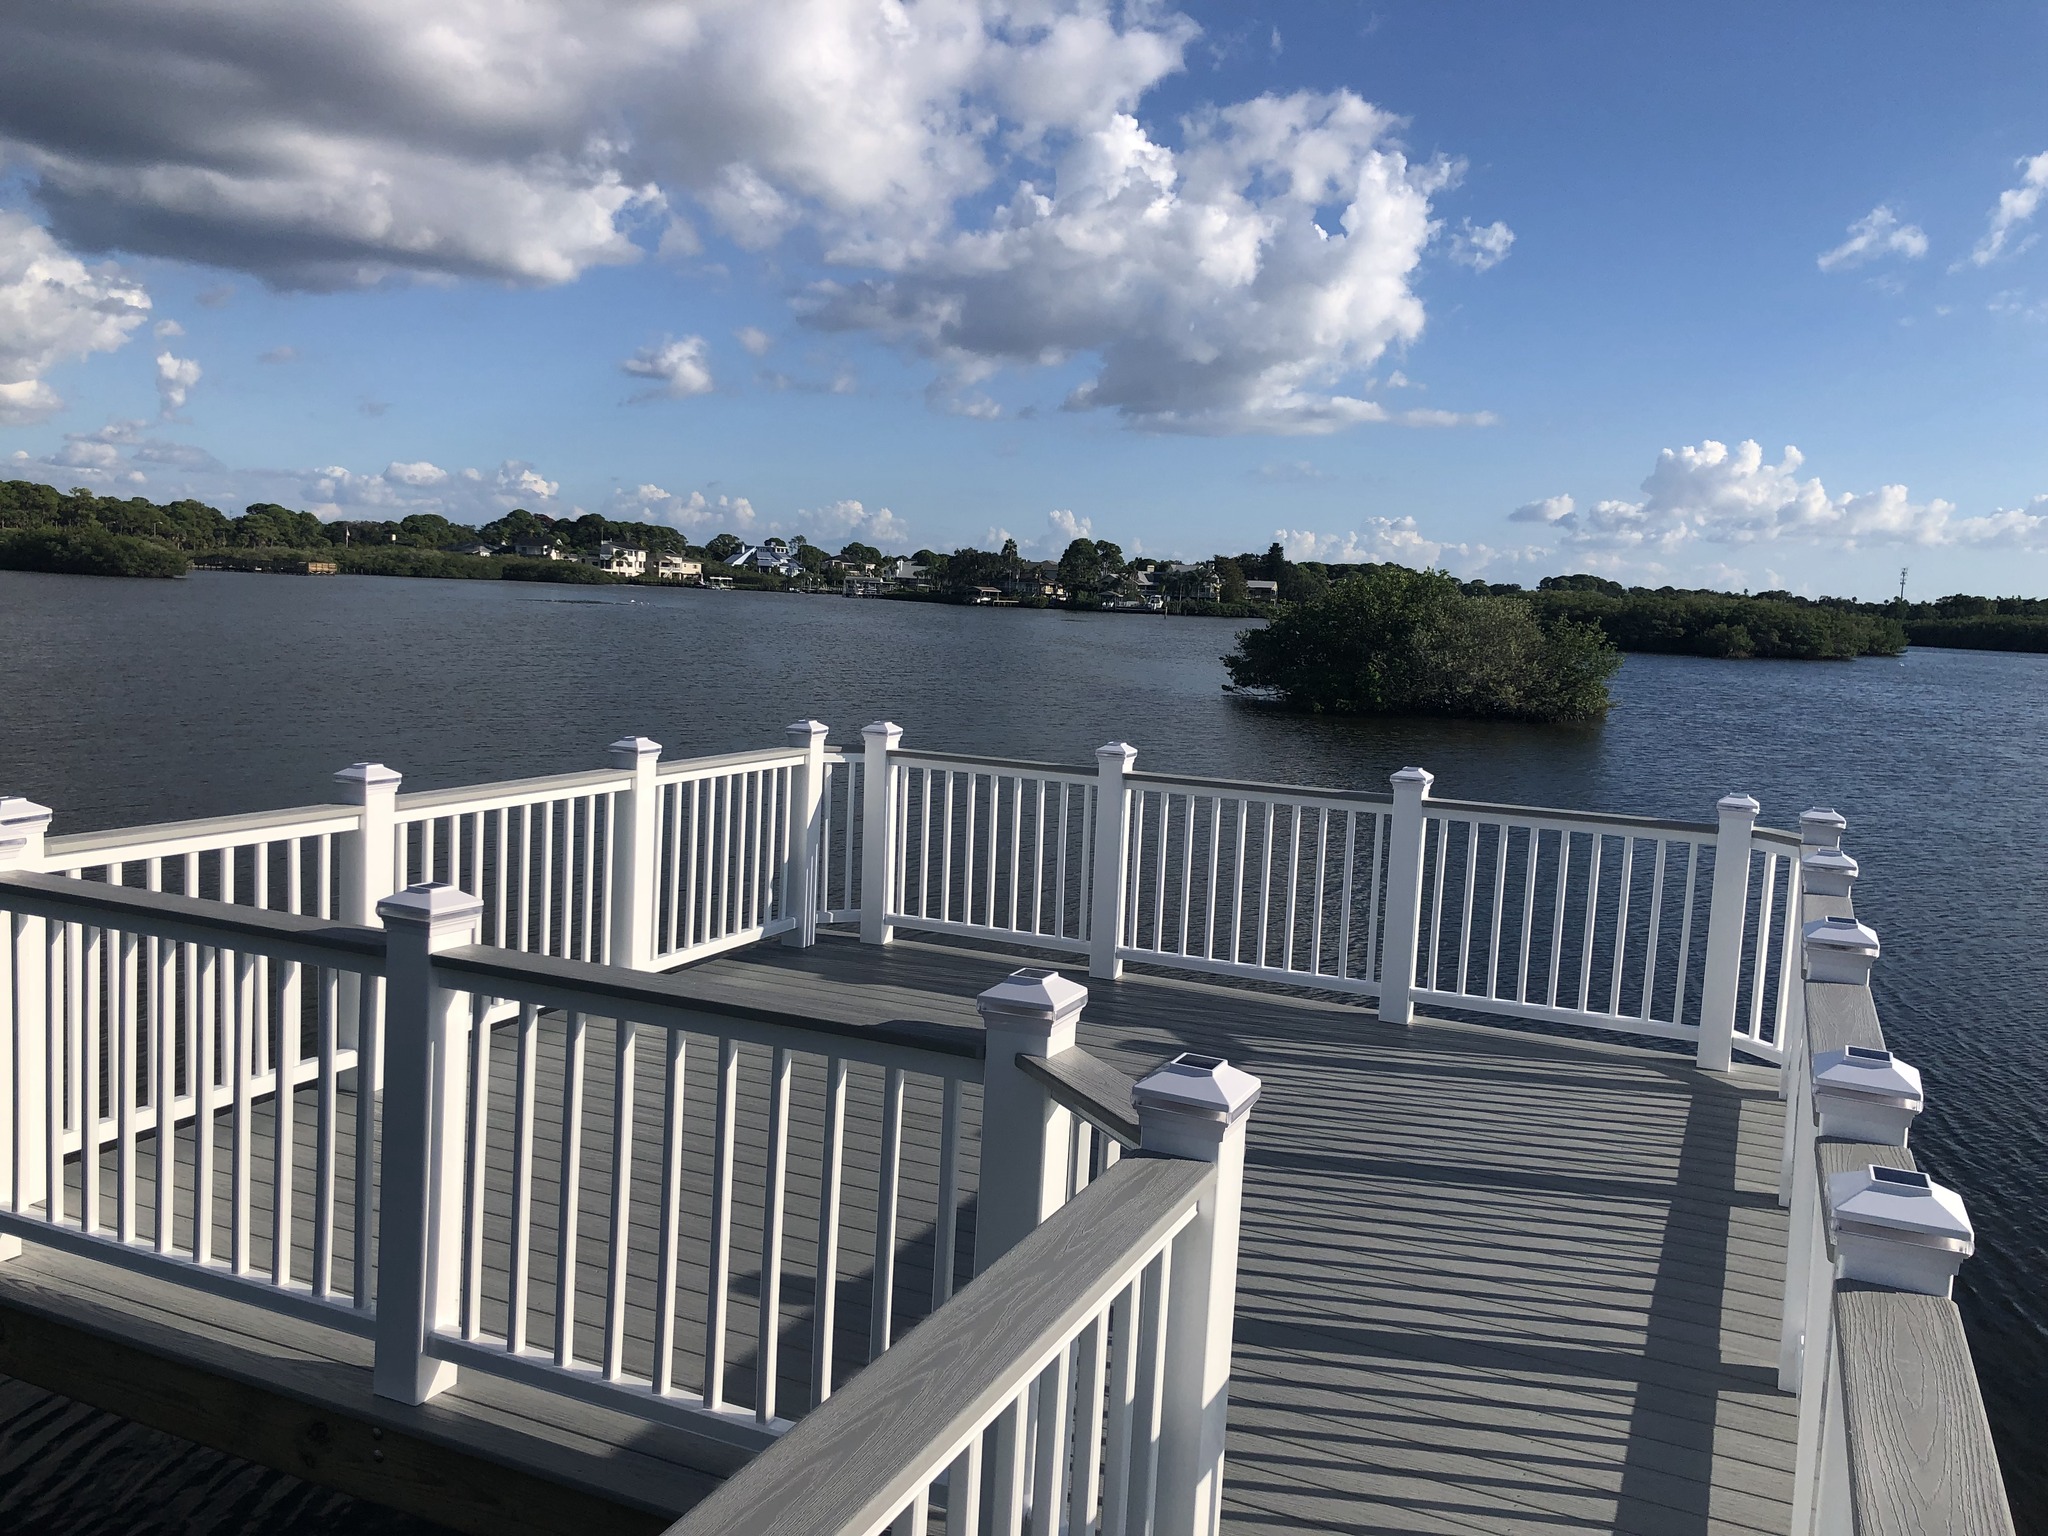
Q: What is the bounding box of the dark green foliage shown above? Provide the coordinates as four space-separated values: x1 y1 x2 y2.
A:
1224 566 1621 723
1903 617 2048 652
0 526 189 578
1527 582 1905 659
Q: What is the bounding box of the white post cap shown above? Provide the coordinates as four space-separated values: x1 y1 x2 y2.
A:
0 796 53 831
863 720 903 741
1813 1046 1924 1146
1801 846 1860 897
1827 1165 1974 1296
786 719 829 741
1096 741 1138 767
377 882 485 928
0 835 29 868
1800 807 1849 848
1390 766 1434 791
608 735 662 762
1717 792 1760 818
1133 1051 1263 1127
1806 915 1879 984
335 762 402 793
977 966 1089 1031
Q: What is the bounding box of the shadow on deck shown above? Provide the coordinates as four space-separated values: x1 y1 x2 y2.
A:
703 933 1796 1536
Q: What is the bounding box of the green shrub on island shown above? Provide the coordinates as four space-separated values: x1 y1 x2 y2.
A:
1522 576 1905 659
1223 566 1621 723
0 526 189 578
1902 616 2048 653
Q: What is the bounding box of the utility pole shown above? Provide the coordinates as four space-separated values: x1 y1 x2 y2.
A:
1898 566 1909 603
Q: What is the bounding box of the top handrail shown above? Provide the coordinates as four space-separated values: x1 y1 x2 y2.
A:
655 744 815 780
890 747 1096 781
397 766 631 814
433 943 987 1076
1122 767 1395 806
1424 796 1719 838
45 802 363 862
1753 825 1803 850
0 871 386 970
662 1154 1213 1536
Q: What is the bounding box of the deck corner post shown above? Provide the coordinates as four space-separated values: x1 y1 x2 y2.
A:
973 968 1088 1270
372 882 483 1406
0 800 54 1227
335 763 402 1054
1697 792 1760 1073
1134 1054 1262 1536
1089 742 1138 980
1376 767 1433 1025
783 720 830 947
606 736 663 969
859 721 902 946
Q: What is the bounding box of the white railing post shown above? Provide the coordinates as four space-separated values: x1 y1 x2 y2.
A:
0 799 53 1248
1089 743 1137 981
784 720 829 947
1697 792 1759 1073
859 721 902 946
372 882 482 1405
1135 1053 1262 1536
1376 767 1433 1025
335 763 401 1056
606 736 662 970
973 967 1087 1271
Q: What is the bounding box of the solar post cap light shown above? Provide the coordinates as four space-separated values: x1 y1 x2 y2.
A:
1800 846 1859 898
1812 1046 1924 1147
1804 915 1880 985
1826 1164 1975 1298
1799 806 1848 850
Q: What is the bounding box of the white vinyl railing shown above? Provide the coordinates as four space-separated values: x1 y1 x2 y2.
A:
0 875 383 1331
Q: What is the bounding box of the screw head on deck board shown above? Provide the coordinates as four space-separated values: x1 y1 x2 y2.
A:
1133 1052 1263 1126
1813 1046 1924 1147
1827 1165 1974 1297
1800 806 1848 849
977 967 1089 1032
1805 915 1880 985
1801 846 1860 898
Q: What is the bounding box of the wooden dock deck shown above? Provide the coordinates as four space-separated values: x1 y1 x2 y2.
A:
0 930 1794 1536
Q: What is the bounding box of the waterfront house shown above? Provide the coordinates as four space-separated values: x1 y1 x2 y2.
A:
1245 577 1280 601
586 541 648 576
445 541 496 558
842 574 887 597
886 558 932 589
729 543 805 578
655 555 704 583
514 539 566 560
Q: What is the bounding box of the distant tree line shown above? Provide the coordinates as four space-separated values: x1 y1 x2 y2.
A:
1 477 2039 657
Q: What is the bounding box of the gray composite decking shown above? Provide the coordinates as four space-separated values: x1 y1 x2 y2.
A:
0 930 1795 1536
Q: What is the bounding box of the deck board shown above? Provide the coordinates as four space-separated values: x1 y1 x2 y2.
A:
0 930 1794 1534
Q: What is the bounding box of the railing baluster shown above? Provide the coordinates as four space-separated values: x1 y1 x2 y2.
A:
1281 804 1301 973
652 1025 688 1394
81 926 101 1234
462 989 491 1339
1071 1306 1109 1535
1101 1279 1139 1536
1577 833 1602 1012
870 1065 903 1357
231 949 254 1274
812 1055 847 1406
350 973 379 1309
943 1437 983 1536
1746 851 1778 1042
539 800 557 956
1610 837 1635 1016
1007 775 1023 934
1032 1342 1074 1528
932 1076 961 1308
1640 841 1669 1022
1673 843 1701 1026
314 964 338 1297
507 1002 539 1350
703 1035 738 1409
1486 822 1508 999
1424 819 1447 993
983 775 999 929
1455 820 1477 996
755 1043 791 1419
1516 827 1538 1003
272 960 296 1287
555 1009 587 1369
117 925 138 1244
990 1392 1030 1536
1546 830 1570 1009
604 1019 638 1381
1255 802 1273 967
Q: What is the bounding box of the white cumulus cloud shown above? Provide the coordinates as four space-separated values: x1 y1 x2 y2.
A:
624 334 714 399
1816 205 1928 273
1278 520 1538 577
0 210 151 422
611 483 759 534
1447 218 1514 272
384 460 448 486
1964 152 2048 268
793 497 908 546
1514 438 2048 554
154 350 200 415
735 325 773 357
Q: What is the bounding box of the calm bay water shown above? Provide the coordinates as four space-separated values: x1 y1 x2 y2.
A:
1 568 2043 1531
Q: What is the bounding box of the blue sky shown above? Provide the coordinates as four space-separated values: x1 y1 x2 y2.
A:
3 1 2046 599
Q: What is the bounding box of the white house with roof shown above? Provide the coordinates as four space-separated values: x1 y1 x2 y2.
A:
513 540 565 560
655 554 703 583
586 541 647 576
728 543 804 577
